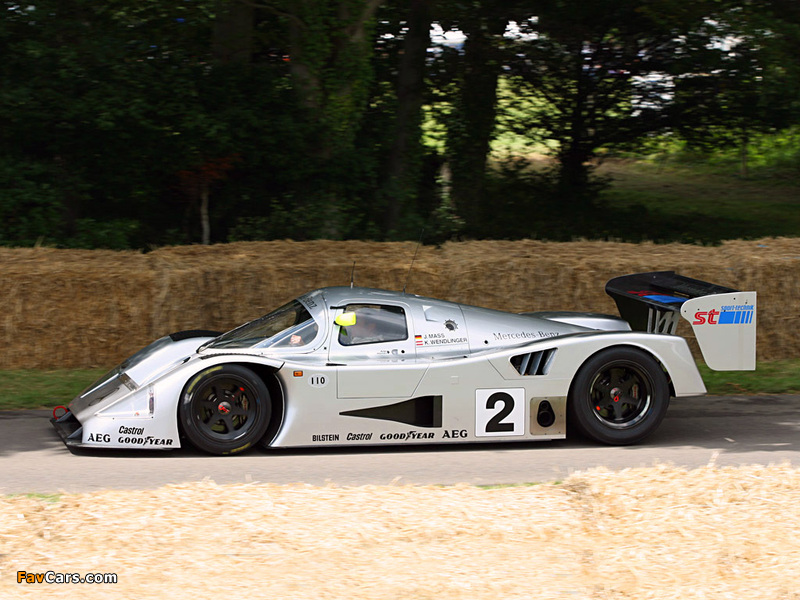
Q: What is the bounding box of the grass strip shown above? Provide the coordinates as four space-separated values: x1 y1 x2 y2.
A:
697 359 800 395
0 368 107 410
0 361 798 411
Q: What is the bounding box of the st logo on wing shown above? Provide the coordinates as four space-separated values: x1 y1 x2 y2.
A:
693 306 755 325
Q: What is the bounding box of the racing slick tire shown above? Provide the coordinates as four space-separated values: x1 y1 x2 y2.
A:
568 347 669 445
179 365 272 455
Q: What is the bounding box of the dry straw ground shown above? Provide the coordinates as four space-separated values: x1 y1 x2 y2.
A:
1 237 798 368
2 464 800 599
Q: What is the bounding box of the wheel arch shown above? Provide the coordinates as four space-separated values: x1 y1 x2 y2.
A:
565 343 673 445
241 362 285 446
175 360 285 446
567 343 676 404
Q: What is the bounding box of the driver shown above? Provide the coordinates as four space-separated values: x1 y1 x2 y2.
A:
344 309 384 344
283 320 318 347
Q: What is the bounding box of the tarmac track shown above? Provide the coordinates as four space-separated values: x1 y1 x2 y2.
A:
1 395 799 494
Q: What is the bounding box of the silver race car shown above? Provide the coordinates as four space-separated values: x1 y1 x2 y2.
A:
52 272 756 454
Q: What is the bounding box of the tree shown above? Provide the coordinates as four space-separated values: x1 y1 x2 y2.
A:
504 0 719 206
432 1 522 236
264 0 383 158
378 0 435 234
672 1 800 174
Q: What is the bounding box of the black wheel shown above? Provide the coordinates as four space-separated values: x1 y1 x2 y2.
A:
179 365 271 455
568 347 669 445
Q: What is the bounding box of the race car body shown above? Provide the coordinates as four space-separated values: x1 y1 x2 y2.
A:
51 272 757 454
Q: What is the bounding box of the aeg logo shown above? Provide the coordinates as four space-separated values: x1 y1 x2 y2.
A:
693 309 720 325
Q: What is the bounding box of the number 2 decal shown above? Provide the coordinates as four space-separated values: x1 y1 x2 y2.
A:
486 392 515 432
475 388 525 437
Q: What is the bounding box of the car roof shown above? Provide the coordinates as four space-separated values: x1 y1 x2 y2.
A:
318 286 435 307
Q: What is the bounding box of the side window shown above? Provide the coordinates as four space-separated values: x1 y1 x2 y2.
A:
338 304 407 346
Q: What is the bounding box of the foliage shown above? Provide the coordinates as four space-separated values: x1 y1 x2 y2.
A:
0 0 799 247
597 156 800 243
670 1 800 175
0 159 62 246
500 0 727 210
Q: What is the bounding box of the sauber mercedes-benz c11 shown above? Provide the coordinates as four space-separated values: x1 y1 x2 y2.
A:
51 272 756 455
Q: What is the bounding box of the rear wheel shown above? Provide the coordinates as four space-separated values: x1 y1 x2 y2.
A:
568 347 669 445
179 365 271 455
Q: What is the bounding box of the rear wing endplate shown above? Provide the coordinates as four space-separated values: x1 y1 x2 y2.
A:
606 272 756 371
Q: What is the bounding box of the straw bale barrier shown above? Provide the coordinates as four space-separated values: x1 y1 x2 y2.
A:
2 464 800 599
1 237 797 369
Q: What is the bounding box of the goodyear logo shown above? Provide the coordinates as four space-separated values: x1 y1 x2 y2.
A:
693 305 754 325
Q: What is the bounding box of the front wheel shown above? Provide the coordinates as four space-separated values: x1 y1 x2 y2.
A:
179 365 271 455
568 347 669 445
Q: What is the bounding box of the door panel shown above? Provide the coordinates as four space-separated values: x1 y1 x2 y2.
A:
337 363 428 398
329 302 421 398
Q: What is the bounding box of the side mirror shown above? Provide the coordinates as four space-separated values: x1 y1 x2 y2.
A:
335 312 357 327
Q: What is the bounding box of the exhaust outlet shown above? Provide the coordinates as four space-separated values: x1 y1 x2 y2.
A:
536 400 556 428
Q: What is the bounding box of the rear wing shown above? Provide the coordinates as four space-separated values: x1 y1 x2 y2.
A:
606 272 756 371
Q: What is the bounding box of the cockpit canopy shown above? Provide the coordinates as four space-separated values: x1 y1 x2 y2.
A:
206 300 319 350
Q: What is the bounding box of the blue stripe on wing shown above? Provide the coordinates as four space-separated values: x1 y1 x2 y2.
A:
642 294 686 304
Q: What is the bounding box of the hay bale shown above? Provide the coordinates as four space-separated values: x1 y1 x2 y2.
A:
1 464 799 599
0 248 154 369
1 238 797 368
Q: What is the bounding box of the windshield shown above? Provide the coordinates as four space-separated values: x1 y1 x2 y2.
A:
207 300 319 350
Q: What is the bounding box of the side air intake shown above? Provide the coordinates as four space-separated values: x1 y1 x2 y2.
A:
510 349 556 376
